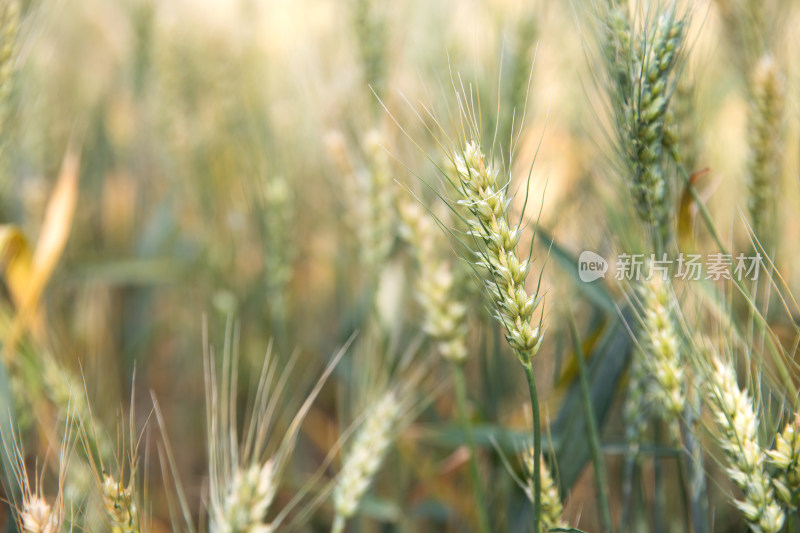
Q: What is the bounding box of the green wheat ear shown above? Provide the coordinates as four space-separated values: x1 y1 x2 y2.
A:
637 273 684 423
705 354 784 532
602 3 687 246
0 0 19 138
447 140 543 364
768 414 800 506
746 54 784 248
398 196 468 363
523 447 566 531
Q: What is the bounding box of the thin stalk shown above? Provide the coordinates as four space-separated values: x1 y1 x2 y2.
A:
619 452 637 533
678 163 796 398
680 392 710 533
522 359 541 533
331 514 345 533
452 363 491 533
653 424 664 533
569 318 613 532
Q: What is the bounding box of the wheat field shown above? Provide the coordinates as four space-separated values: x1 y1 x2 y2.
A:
1 0 800 532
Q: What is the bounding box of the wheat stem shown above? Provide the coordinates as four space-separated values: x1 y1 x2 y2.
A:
522 361 542 532
570 317 612 532
452 362 491 533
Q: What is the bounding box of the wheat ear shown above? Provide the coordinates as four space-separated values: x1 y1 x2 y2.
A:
706 356 784 532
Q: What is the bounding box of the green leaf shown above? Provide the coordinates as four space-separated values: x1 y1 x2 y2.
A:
536 227 616 314
551 306 634 491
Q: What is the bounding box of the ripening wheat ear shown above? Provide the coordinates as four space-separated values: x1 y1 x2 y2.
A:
261 174 296 337
746 54 784 246
78 385 144 533
602 3 687 245
432 99 546 529
767 413 800 506
704 355 784 532
635 273 684 424
0 0 19 139
2 414 73 533
331 389 400 533
397 197 468 363
360 130 397 270
323 129 397 278
205 321 349 533
522 446 566 532
447 140 543 363
330 344 425 533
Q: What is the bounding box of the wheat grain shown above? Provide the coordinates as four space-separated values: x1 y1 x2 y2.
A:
101 474 140 533
767 413 800 506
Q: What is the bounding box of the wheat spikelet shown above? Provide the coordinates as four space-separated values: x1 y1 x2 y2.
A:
0 0 19 138
624 12 685 231
101 475 140 533
449 140 542 363
398 198 468 363
638 275 684 421
767 413 800 506
211 462 276 533
332 389 401 533
705 356 784 532
746 54 784 244
523 447 565 531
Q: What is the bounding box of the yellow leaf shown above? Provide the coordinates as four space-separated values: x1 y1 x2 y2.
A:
0 225 33 306
2 145 80 360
